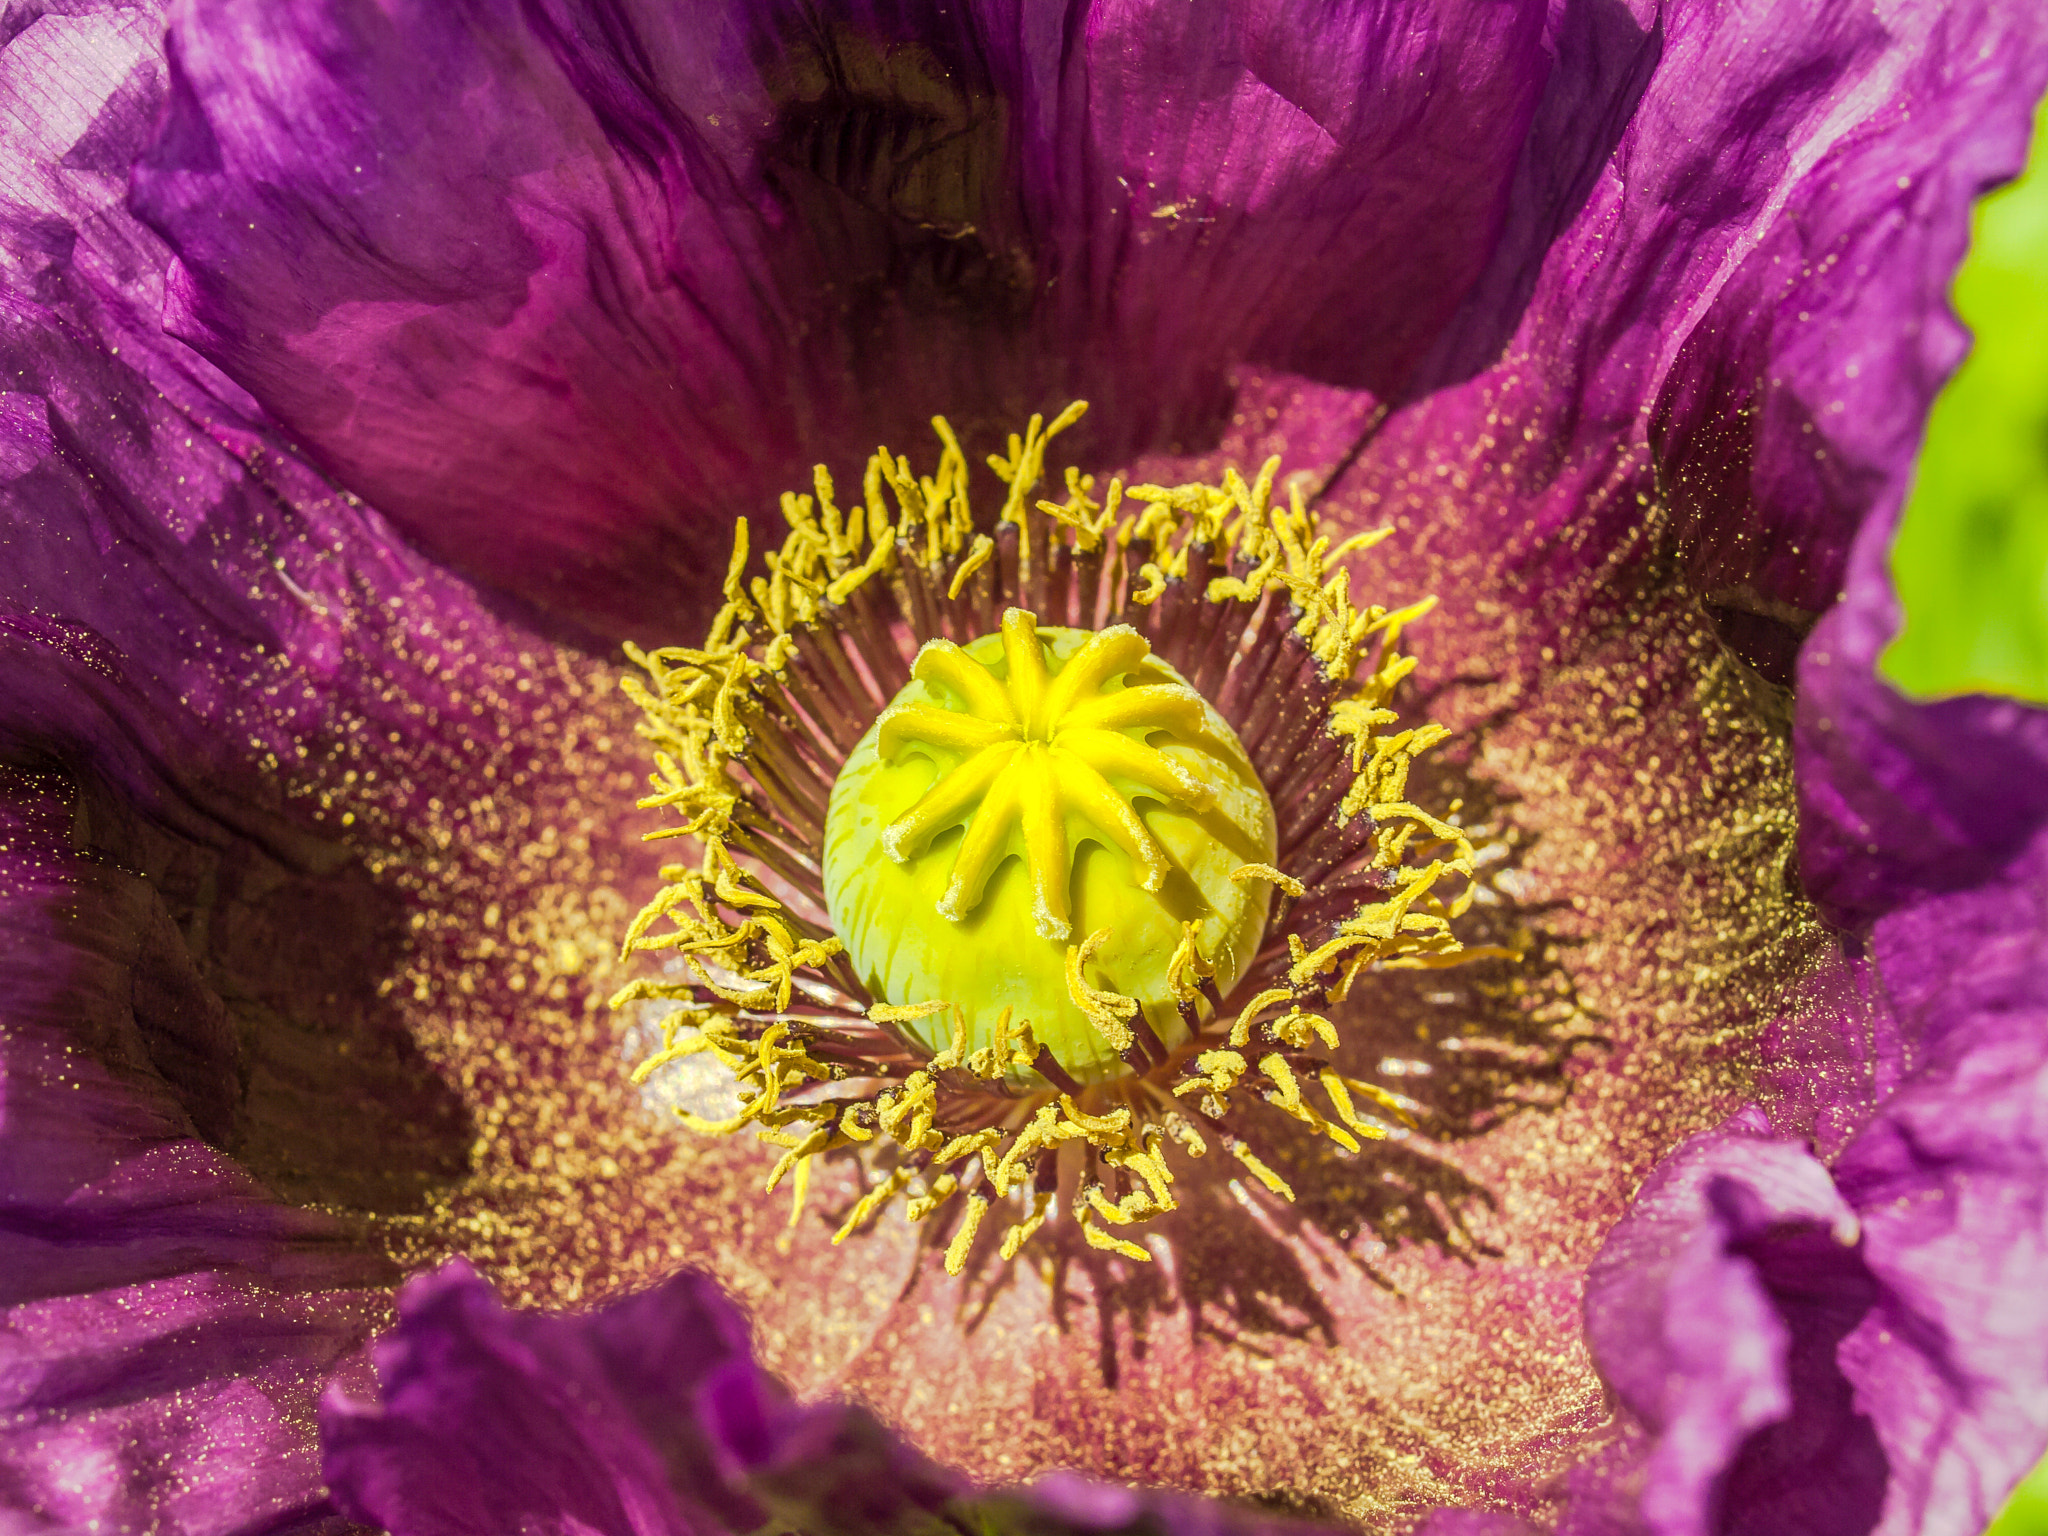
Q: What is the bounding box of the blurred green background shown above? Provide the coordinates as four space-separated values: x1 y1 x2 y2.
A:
1888 87 2048 1536
1884 92 2048 702
1992 1455 2048 1536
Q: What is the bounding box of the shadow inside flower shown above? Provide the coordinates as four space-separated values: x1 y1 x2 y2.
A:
71 774 477 1229
886 757 1603 1385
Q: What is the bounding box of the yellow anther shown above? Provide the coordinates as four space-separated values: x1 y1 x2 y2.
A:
1228 1139 1296 1201
906 1173 959 1222
928 1009 969 1072
764 1123 836 1193
721 518 753 611
999 1191 1053 1260
1173 1048 1248 1098
1258 1054 1359 1153
1065 930 1138 1053
1227 987 1295 1049
833 1167 916 1243
992 1103 1062 1195
786 1155 812 1228
1105 1132 1177 1211
838 1102 875 1143
1085 1184 1138 1225
945 1194 990 1274
869 999 950 1026
876 1071 941 1150
1078 1203 1150 1262
1318 1069 1396 1141
1231 862 1306 898
1057 1093 1133 1139
1266 1008 1339 1051
965 1007 1031 1079
946 534 996 600
1035 468 1122 552
933 1128 1002 1167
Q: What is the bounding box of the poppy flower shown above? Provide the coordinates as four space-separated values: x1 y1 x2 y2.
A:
2 0 2045 1534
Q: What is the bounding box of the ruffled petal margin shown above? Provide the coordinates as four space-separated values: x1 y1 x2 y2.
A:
323 1258 1346 1536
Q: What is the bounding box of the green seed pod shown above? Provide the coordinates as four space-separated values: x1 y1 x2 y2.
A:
824 608 1278 1085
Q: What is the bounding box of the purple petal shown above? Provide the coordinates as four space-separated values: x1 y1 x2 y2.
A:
1746 36 2048 1517
1329 0 2048 689
1416 1514 1546 1536
324 1261 1338 1536
1581 1108 1874 1536
1644 4 2048 641
1825 826 2048 1536
129 0 777 640
1797 511 2048 930
321 1258 777 1536
1579 825 2048 1536
0 769 390 1536
1 17 660 1531
130 0 1667 638
1010 1471 1347 1536
1056 0 1594 401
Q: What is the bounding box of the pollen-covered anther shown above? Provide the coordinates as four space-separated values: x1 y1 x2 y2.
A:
613 401 1492 1274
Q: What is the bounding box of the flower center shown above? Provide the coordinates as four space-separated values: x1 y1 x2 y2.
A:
614 403 1488 1275
822 609 1276 1086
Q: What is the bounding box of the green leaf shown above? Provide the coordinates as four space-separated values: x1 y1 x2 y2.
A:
1882 92 2048 704
1988 1447 2048 1536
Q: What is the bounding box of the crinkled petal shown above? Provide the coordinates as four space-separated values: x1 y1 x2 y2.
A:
1417 1515 1547 1536
1579 1108 1877 1536
0 0 591 843
320 1258 775 1536
322 1260 1343 1536
1827 824 2048 1536
1572 822 2048 1536
0 769 391 1536
0 12 660 1529
129 0 1669 638
1642 1 2048 637
0 0 644 918
1055 0 1625 403
1332 0 2048 686
129 0 786 640
1001 1473 1346 1536
1797 510 2048 929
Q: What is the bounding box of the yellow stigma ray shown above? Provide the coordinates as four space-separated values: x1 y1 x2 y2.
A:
875 615 1220 925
